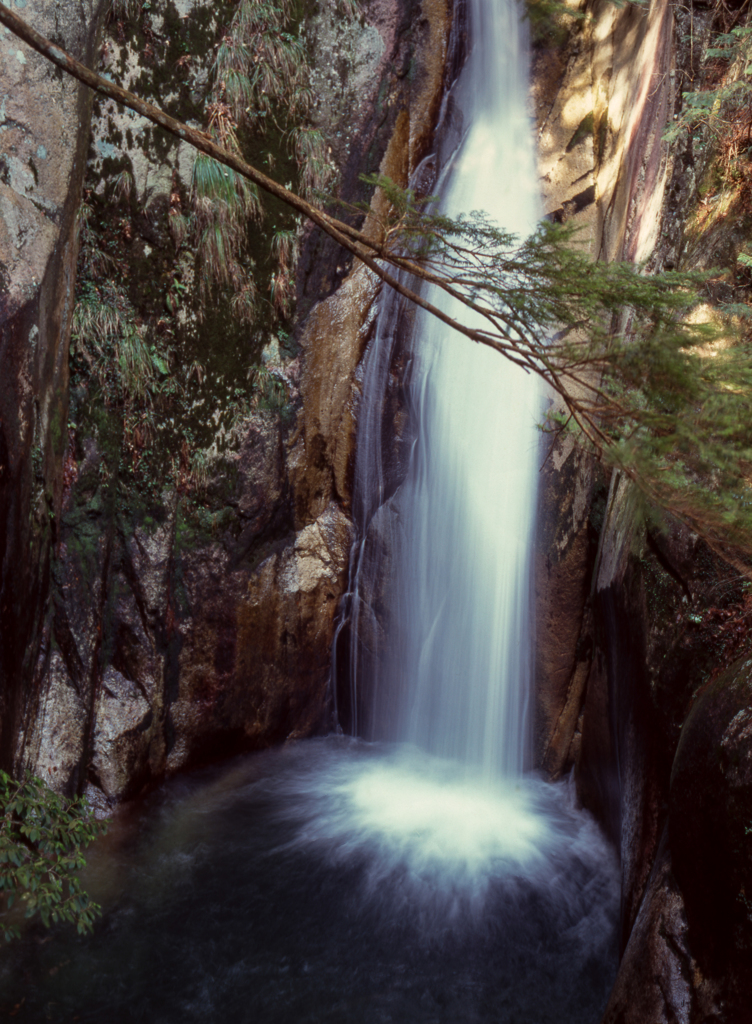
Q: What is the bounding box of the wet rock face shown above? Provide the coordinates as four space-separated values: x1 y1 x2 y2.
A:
670 659 752 1009
163 499 354 777
602 830 695 1024
0 0 107 767
534 438 601 778
565 466 752 1020
533 0 681 789
574 473 750 926
18 420 354 806
529 9 752 1019
91 667 156 803
291 263 382 525
604 656 752 1024
299 0 456 309
533 3 752 1014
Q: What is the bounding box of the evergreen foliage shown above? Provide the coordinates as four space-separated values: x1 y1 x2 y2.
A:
0 771 107 941
665 24 752 144
358 175 752 559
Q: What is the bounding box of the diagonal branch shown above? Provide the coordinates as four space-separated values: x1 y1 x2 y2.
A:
5 4 752 564
0 4 551 370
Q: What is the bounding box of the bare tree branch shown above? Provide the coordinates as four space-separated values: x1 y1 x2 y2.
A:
0 3 533 364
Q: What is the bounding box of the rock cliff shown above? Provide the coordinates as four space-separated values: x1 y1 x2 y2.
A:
0 0 108 774
533 0 752 1016
0 0 458 808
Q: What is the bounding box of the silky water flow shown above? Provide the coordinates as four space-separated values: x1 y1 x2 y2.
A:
1 3 620 1021
345 0 543 775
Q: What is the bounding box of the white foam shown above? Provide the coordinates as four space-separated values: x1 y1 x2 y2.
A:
270 741 617 935
340 759 547 870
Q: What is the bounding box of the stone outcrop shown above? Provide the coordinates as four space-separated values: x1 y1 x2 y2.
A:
532 14 600 772
601 827 697 1024
669 658 752 1018
583 0 752 1004
601 654 752 1024
570 465 752 1021
534 0 679 779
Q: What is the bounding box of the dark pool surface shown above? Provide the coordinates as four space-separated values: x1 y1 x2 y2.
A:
1 738 620 1023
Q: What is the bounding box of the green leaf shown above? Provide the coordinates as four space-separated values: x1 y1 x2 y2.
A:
0 771 109 941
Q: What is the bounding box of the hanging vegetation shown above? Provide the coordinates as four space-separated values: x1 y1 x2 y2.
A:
64 0 353 498
190 0 339 323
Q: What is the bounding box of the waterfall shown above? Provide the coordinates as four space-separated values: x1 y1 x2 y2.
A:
0 5 622 1018
340 0 542 779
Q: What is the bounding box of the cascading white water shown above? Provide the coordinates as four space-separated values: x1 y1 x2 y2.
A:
343 0 542 779
324 0 590 901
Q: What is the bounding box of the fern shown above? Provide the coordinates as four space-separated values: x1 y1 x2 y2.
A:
665 25 752 142
190 0 354 321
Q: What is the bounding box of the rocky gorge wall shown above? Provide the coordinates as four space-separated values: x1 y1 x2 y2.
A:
0 0 459 810
532 0 752 1017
